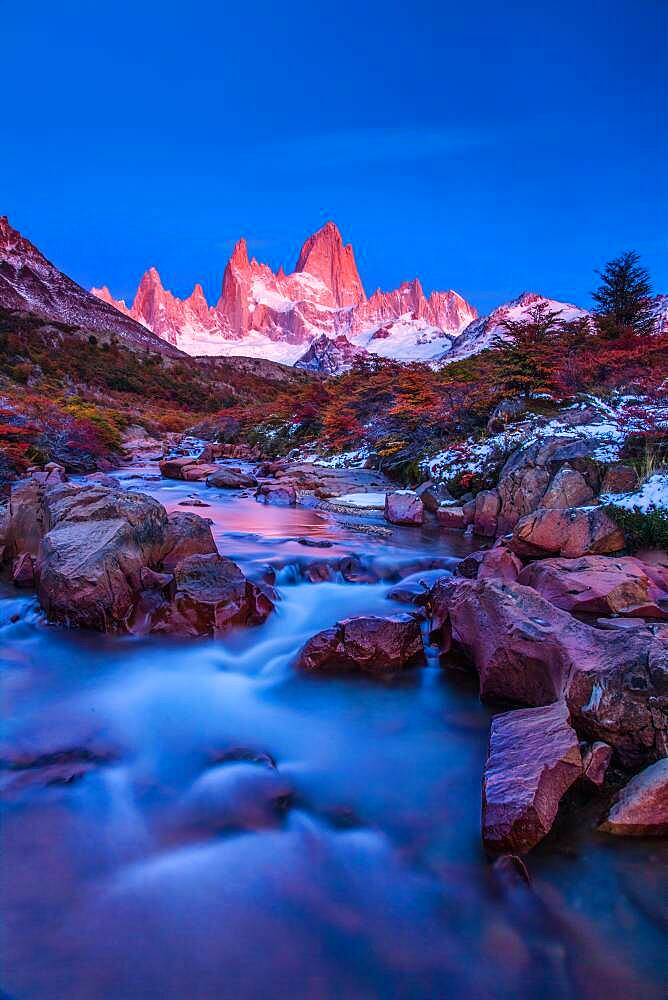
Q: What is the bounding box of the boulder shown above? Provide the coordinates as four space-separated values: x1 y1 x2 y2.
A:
518 555 668 618
207 468 258 489
482 701 582 854
435 506 466 530
473 490 500 537
7 479 48 557
462 499 477 526
255 483 297 507
296 614 424 674
416 480 455 513
565 633 668 767
36 484 168 630
540 467 595 509
384 491 423 526
431 578 577 705
430 577 668 763
159 512 217 570
496 467 550 534
159 457 197 480
181 463 220 482
12 552 35 588
150 553 273 637
83 473 122 489
581 741 613 789
456 545 522 583
510 506 625 559
601 463 639 496
599 759 668 836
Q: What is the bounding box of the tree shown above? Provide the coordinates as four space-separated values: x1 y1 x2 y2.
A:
592 250 656 337
491 304 565 399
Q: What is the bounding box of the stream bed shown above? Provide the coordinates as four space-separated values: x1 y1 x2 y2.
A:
1 465 666 999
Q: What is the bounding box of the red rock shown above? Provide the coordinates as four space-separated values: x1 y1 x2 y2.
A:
430 578 668 764
139 566 174 591
159 457 198 480
12 552 35 588
540 467 595 508
416 480 455 513
385 491 423 526
7 479 48 557
474 490 500 537
436 506 466 530
159 512 217 570
150 553 273 637
518 555 668 618
456 545 522 583
36 484 168 631
207 468 258 489
181 463 220 482
496 467 550 534
599 758 668 836
510 506 625 559
482 701 582 854
255 483 297 506
601 464 639 495
582 741 613 789
296 614 424 674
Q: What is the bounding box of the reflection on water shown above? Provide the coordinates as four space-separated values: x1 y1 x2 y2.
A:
1 465 666 999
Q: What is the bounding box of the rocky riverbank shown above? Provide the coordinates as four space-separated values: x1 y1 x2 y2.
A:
2 439 667 860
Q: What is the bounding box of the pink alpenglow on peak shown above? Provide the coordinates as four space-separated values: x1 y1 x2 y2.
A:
91 220 481 363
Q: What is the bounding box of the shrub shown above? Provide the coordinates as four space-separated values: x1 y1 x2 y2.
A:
604 504 668 551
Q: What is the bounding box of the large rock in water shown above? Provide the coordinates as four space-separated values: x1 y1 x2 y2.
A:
207 468 258 489
159 512 217 570
482 701 582 854
510 506 625 559
456 544 522 583
430 577 668 764
296 615 424 674
384 491 423 526
255 483 297 506
149 553 273 637
599 759 668 836
36 483 168 630
518 555 668 618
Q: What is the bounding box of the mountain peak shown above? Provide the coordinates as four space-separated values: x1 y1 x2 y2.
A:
295 222 366 307
229 238 250 270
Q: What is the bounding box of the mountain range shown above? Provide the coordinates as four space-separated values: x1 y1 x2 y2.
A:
3 215 665 376
92 221 479 365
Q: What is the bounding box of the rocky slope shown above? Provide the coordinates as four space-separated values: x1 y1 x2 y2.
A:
93 222 477 364
0 217 181 356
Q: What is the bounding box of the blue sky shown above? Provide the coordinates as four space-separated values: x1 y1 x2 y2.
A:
3 0 666 313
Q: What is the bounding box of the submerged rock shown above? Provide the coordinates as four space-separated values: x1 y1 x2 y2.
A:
482 701 582 855
296 614 424 674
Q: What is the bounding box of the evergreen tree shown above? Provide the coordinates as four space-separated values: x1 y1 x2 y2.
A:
492 304 565 399
592 250 656 336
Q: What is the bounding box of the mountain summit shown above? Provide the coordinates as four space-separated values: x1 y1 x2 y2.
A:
93 221 477 362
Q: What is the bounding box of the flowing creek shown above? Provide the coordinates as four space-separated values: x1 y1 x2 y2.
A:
1 463 666 999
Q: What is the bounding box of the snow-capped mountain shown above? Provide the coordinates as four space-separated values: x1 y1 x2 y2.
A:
294 334 368 374
444 291 589 362
0 217 179 355
93 222 477 364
